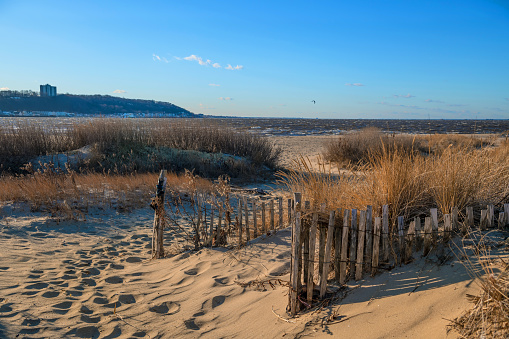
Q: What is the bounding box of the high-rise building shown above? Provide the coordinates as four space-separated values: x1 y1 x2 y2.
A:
40 84 57 97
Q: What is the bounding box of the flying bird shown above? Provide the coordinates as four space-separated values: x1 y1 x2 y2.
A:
311 100 316 104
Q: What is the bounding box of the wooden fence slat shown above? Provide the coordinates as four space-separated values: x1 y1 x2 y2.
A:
318 204 327 283
294 193 303 310
261 201 267 234
355 210 366 280
480 209 488 230
430 208 438 243
307 211 318 303
270 199 275 231
244 197 250 242
505 204 509 226
466 206 474 234
452 207 458 231
210 206 215 242
382 205 389 263
340 209 350 284
320 211 336 298
423 217 432 256
278 197 283 229
302 201 311 285
397 216 405 264
488 204 494 228
287 198 292 227
365 206 373 272
349 209 358 280
414 216 422 252
334 208 342 283
216 209 223 244
290 211 302 316
443 214 452 243
238 199 243 245
372 217 381 276
498 212 505 229
253 200 258 238
406 219 415 261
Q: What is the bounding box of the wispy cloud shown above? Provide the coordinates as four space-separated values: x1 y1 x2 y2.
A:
345 83 364 87
393 93 415 98
219 97 233 101
225 64 243 70
113 89 126 94
209 84 220 87
177 54 243 70
425 99 444 103
0 87 9 91
152 54 169 63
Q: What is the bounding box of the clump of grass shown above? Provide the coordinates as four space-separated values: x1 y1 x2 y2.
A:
448 234 509 338
0 118 282 177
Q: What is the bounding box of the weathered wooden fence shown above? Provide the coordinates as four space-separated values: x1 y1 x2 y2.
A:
287 192 509 315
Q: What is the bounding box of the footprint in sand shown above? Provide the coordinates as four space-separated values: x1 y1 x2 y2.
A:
81 278 97 287
53 301 73 315
67 325 100 338
184 318 200 330
213 276 230 286
149 301 180 315
25 282 48 290
81 267 101 276
105 276 123 284
108 263 124 270
80 314 101 323
183 261 211 276
132 331 147 337
125 256 142 263
202 295 226 309
118 294 136 304
93 297 108 305
80 305 94 314
42 291 60 298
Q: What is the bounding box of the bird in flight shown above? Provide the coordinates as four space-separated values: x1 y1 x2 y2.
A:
311 100 316 104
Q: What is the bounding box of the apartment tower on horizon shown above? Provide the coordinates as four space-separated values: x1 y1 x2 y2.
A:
40 84 57 97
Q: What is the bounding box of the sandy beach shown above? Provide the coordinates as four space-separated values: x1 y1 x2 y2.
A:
0 134 505 338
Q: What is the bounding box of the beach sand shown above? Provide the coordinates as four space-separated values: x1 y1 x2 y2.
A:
0 135 502 338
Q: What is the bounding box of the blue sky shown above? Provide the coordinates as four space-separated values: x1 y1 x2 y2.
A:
1 0 508 119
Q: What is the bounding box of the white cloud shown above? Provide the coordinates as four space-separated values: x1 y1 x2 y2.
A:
345 83 364 87
393 93 415 98
152 54 169 63
174 54 243 70
0 87 9 91
425 99 444 103
183 54 211 66
225 64 243 70
209 84 220 87
219 97 233 101
113 89 126 94
212 63 221 68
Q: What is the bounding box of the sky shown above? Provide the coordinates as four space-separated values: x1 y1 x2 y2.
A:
0 0 508 119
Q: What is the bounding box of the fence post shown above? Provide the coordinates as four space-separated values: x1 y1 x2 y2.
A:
261 201 267 234
452 207 458 231
406 219 415 261
505 204 509 226
307 210 318 304
278 197 284 229
253 200 258 238
480 209 488 230
270 199 275 231
152 170 167 259
498 212 505 229
372 217 381 276
349 209 358 280
423 217 432 256
210 206 215 244
382 205 389 263
244 197 250 242
320 211 336 298
290 209 302 316
318 204 327 284
414 216 422 252
302 201 311 285
238 198 243 245
355 210 366 280
340 209 350 284
430 208 438 243
488 204 494 228
443 214 452 243
195 194 202 250
334 208 342 284
397 216 405 264
365 206 373 273
287 198 292 227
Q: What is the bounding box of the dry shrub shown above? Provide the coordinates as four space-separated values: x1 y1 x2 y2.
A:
449 234 509 338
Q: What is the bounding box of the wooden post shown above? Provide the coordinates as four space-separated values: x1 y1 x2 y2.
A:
406 220 415 261
210 206 215 243
320 211 336 298
195 194 202 250
505 204 509 226
340 209 350 284
334 208 342 283
423 217 432 256
480 209 488 230
430 208 438 243
498 212 505 229
270 199 275 231
244 197 250 242
397 216 405 264
307 211 318 304
443 214 452 243
365 206 373 273
488 204 494 228
349 209 358 280
302 201 311 285
294 193 302 311
261 201 267 234
372 217 381 276
355 210 366 280
318 204 327 284
278 197 284 229
238 198 243 245
414 216 422 252
382 205 389 263
152 170 167 259
287 198 292 226
215 209 223 244
290 210 302 316
452 207 458 231
253 200 258 238
466 206 474 232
